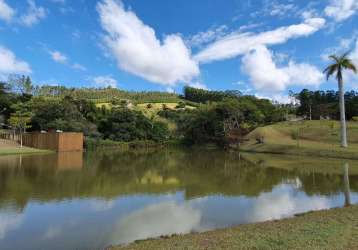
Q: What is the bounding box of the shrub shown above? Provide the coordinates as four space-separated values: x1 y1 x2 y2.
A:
176 101 186 109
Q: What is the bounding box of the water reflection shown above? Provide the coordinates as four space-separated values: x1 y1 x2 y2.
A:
343 163 351 207
0 149 357 249
111 201 202 245
0 212 23 240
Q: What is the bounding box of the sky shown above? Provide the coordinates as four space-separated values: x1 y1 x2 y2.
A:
0 0 358 103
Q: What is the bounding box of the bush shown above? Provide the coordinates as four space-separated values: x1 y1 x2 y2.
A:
352 116 358 122
176 101 186 109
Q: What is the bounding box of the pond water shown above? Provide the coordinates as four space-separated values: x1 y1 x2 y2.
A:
0 148 357 250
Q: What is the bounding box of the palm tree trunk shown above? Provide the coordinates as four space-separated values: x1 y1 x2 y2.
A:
338 79 348 147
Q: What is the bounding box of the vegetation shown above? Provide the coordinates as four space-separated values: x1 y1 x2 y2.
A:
0 78 289 149
2 73 358 152
34 85 181 103
183 86 241 103
323 52 357 148
113 205 358 250
241 120 358 159
294 89 358 120
8 103 32 147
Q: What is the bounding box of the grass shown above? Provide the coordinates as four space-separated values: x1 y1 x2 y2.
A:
240 120 358 160
241 152 358 175
0 146 52 156
112 205 358 250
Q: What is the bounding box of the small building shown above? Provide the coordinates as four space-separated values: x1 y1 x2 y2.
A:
22 132 83 152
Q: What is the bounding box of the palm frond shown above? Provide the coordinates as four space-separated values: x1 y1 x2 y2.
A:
341 59 357 73
323 64 338 80
329 55 340 63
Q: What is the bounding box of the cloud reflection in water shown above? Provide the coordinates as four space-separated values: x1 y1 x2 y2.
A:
110 201 202 245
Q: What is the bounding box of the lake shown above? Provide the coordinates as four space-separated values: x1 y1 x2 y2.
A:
0 148 357 250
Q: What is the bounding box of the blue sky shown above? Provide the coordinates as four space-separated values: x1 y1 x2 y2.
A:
0 0 358 102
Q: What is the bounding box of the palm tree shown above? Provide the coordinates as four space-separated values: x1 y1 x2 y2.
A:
324 52 357 148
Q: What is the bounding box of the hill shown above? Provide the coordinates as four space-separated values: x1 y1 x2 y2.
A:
241 120 358 159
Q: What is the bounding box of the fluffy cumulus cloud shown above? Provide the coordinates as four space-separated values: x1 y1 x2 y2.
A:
93 75 118 88
242 46 323 93
0 46 31 74
0 0 14 22
194 18 326 63
97 0 199 87
20 0 46 27
325 0 358 22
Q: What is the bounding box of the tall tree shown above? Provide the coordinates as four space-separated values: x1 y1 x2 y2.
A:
324 52 357 148
9 103 33 147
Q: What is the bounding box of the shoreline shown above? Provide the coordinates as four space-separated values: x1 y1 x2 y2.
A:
0 146 53 156
112 205 358 250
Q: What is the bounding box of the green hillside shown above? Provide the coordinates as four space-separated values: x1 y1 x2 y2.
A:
241 120 358 159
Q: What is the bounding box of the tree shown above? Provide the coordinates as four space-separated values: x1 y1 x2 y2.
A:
324 52 357 148
8 75 33 95
24 76 33 95
8 103 32 147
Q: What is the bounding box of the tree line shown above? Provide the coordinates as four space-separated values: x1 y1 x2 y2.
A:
295 89 358 120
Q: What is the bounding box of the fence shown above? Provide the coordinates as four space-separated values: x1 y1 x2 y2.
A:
22 132 83 152
0 132 20 146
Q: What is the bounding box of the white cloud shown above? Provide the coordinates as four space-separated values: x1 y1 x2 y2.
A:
48 49 87 71
0 0 14 22
89 199 115 212
188 82 208 90
97 0 199 87
0 46 31 74
72 63 86 71
49 50 67 64
0 213 24 239
343 39 358 86
93 75 118 88
242 45 323 93
51 0 66 4
269 3 297 17
110 201 201 245
255 94 297 105
20 0 46 27
250 184 329 222
187 25 228 48
194 18 325 63
325 0 358 22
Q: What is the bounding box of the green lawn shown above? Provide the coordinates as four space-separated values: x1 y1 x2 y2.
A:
0 146 52 156
113 205 358 250
240 120 358 160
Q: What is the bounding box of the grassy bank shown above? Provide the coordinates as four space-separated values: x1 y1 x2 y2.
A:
113 205 358 250
0 146 52 156
241 152 358 175
240 120 358 160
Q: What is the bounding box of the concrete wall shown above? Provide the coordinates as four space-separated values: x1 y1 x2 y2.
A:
23 132 83 152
